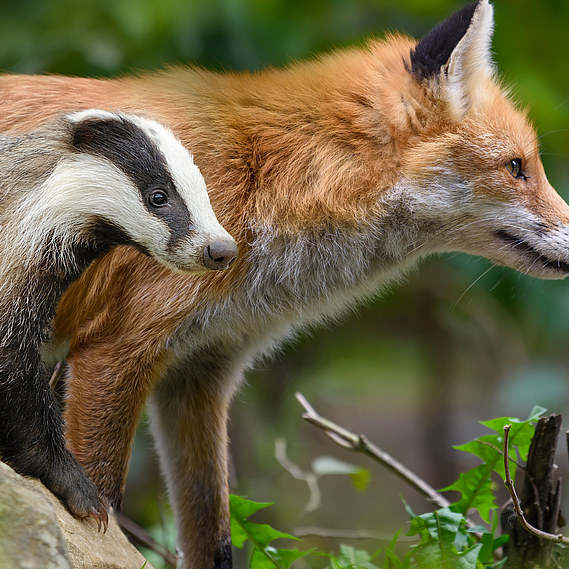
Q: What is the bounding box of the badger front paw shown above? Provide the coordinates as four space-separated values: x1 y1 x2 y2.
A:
47 465 109 533
20 450 110 533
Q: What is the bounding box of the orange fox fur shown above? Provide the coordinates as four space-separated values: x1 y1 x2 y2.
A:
1 1 569 567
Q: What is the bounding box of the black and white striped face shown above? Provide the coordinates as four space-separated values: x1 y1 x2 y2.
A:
47 110 237 273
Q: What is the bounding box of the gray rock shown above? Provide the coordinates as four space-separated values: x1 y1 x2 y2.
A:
0 462 154 569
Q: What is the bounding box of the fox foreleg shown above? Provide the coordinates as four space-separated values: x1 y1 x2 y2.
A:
148 348 238 569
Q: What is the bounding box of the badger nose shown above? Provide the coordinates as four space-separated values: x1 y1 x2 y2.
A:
203 239 239 271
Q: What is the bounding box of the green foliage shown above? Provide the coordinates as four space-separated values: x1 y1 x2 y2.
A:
404 509 482 569
134 408 548 568
378 407 547 568
230 494 385 569
229 495 310 569
235 408 547 569
327 545 380 569
442 406 546 524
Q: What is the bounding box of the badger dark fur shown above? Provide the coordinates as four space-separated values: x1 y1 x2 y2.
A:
0 109 237 528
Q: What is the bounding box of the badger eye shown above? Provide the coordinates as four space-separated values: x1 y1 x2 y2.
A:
149 190 169 207
506 159 524 179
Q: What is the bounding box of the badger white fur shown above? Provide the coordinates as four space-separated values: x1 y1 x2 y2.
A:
0 110 237 529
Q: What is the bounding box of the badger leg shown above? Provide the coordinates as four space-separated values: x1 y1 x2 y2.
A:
149 349 237 569
0 348 107 528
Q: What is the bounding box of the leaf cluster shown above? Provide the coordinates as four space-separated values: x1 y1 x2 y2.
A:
230 495 310 569
230 407 547 569
381 406 546 569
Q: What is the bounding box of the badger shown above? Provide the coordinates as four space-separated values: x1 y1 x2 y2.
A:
0 109 238 530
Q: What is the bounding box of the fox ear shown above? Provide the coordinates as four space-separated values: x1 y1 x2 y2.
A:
410 0 495 119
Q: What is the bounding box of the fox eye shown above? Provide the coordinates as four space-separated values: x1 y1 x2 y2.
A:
506 158 527 180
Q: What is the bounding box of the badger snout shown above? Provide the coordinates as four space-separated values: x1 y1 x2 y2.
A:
203 239 239 270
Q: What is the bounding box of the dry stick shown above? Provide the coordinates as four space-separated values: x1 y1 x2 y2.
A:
502 424 569 545
115 511 178 568
275 437 321 513
294 526 417 542
48 360 65 391
295 391 491 548
295 392 450 509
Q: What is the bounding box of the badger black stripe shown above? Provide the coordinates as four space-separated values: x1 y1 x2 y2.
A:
410 0 480 81
71 117 193 244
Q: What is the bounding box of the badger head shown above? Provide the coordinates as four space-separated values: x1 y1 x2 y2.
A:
55 109 238 273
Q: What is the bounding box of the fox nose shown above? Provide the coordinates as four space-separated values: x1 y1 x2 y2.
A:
203 239 239 270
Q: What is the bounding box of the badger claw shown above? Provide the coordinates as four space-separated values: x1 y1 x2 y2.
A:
89 505 109 533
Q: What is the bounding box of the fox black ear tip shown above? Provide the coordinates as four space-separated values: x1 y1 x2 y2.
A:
409 0 492 82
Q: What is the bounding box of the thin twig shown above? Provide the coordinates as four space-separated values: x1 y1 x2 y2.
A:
48 361 65 391
476 439 527 472
296 392 450 509
477 438 542 518
274 437 321 513
115 511 178 568
502 424 569 545
294 526 418 542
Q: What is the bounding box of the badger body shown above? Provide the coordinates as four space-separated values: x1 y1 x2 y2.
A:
0 110 237 527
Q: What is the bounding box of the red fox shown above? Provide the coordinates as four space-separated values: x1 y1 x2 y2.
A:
0 1 567 567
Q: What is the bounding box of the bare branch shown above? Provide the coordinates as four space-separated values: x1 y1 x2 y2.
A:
49 361 65 391
274 437 321 513
476 439 527 472
294 526 418 542
502 424 569 545
115 511 178 568
295 392 450 509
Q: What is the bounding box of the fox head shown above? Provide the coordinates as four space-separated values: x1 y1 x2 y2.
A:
387 0 569 279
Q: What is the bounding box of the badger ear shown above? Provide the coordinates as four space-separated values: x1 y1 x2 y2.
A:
410 0 495 119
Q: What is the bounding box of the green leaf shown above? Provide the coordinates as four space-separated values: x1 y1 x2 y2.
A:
444 464 497 523
527 406 547 422
406 508 463 541
383 529 403 569
412 540 482 569
350 469 372 493
330 545 380 569
312 456 372 493
241 521 297 550
444 408 544 521
492 535 509 550
400 496 416 520
388 529 402 551
230 495 274 519
458 543 483 567
477 531 496 565
250 546 310 569
230 516 250 549
383 549 403 569
405 509 484 569
230 495 297 550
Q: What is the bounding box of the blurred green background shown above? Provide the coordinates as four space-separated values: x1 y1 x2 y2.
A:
1 0 569 566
